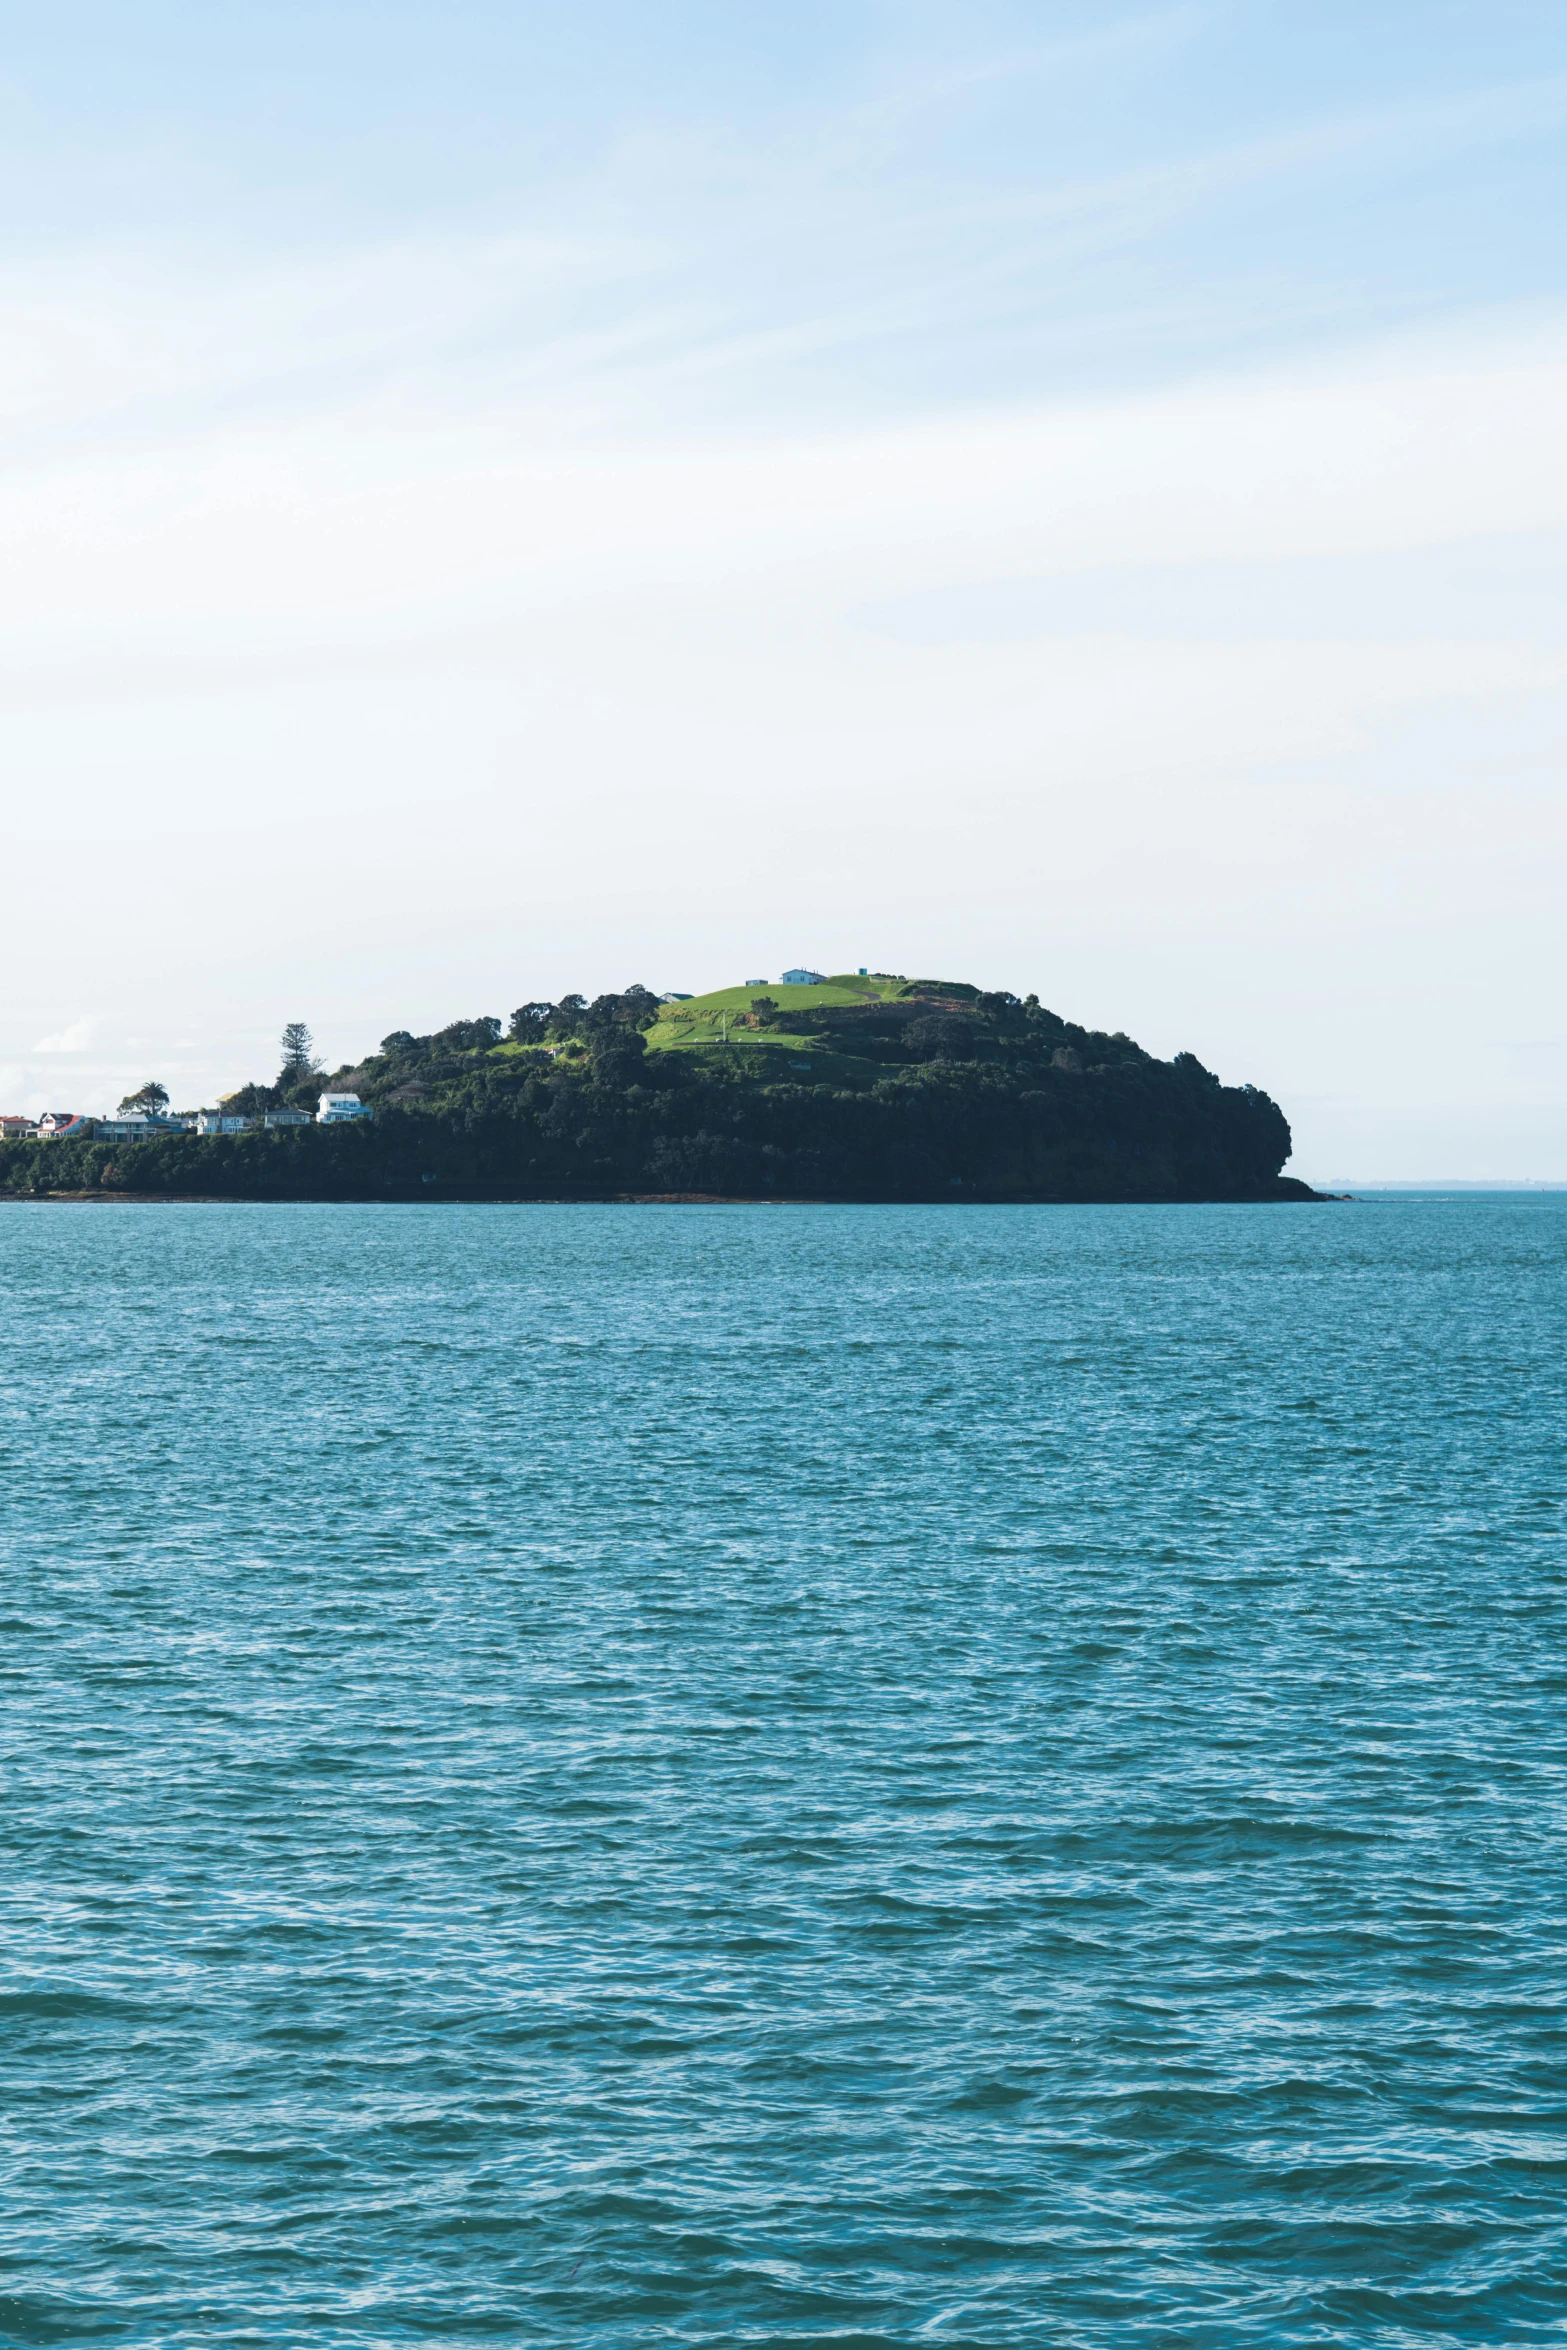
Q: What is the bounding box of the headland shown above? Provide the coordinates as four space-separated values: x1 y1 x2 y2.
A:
0 973 1323 1204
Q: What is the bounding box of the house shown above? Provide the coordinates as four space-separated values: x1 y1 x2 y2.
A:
316 1092 372 1125
659 992 693 1003
781 968 826 986
97 1113 191 1140
262 1109 311 1128
0 1114 36 1138
37 1111 93 1138
194 1112 253 1135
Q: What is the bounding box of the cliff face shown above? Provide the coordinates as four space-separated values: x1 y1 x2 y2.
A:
0 979 1312 1202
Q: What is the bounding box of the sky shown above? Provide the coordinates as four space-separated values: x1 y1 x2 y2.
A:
1 0 1565 1179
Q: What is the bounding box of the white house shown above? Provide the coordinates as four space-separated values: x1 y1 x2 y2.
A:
781 968 826 986
37 1111 92 1138
194 1112 253 1135
263 1109 312 1128
317 1092 372 1125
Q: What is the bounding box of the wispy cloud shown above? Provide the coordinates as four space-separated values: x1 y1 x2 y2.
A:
32 1016 97 1052
1 36 1565 468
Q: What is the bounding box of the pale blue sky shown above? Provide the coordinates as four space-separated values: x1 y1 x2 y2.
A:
2 2 1565 1172
4 2 1565 415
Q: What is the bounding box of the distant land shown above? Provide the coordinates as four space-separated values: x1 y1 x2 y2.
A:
1313 1181 1567 1193
2 974 1322 1204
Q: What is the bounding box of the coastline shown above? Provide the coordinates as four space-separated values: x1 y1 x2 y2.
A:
0 1182 1336 1207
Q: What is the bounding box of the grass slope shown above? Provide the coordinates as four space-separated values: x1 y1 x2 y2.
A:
645 972 914 1060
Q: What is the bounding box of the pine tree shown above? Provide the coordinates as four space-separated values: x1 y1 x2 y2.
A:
279 1022 317 1077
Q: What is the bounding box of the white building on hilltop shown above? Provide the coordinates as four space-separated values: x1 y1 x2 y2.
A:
317 1092 372 1125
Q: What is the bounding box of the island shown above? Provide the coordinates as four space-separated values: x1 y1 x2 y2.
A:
0 974 1323 1203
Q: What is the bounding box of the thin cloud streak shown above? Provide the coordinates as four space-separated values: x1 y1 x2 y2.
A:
3 52 1566 464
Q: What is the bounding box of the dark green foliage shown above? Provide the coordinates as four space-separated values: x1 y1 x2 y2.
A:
116 1081 169 1115
904 1012 984 1061
278 1021 319 1085
220 1081 280 1115
589 1027 649 1086
582 985 661 1034
0 983 1311 1203
433 1017 502 1052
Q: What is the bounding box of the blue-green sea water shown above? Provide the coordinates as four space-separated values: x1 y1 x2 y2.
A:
2 1197 1564 2347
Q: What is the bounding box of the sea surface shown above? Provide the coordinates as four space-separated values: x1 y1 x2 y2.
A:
1 1196 1564 2348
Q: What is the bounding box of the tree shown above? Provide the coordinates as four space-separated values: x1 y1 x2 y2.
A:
508 1002 555 1044
620 984 661 1029
218 1082 275 1115
434 1017 502 1052
906 1014 982 1062
116 1081 169 1117
589 1028 648 1085
280 1022 318 1077
579 985 663 1036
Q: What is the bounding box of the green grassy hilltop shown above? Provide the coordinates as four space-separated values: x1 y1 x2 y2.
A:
642 973 913 1083
0 973 1318 1204
651 972 898 1024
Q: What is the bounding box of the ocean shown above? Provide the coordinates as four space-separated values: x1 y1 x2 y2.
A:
2 1196 1563 2346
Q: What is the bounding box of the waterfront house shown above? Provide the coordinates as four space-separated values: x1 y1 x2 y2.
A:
194 1112 253 1135
262 1109 311 1128
0 1114 37 1138
316 1092 372 1125
98 1114 190 1140
37 1111 93 1138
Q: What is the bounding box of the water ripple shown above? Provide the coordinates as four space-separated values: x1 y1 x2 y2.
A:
1 1197 1564 2345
